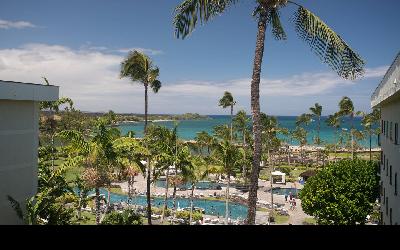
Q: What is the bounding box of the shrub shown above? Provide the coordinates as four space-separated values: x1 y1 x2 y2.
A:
300 160 379 225
175 210 203 222
101 209 142 225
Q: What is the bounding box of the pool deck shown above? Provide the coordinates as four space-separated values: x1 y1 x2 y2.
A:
115 174 313 225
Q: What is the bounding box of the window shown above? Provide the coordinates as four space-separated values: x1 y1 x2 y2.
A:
386 159 389 176
386 197 388 216
390 165 392 185
383 188 385 204
390 122 393 141
395 173 398 196
395 123 399 145
387 121 389 138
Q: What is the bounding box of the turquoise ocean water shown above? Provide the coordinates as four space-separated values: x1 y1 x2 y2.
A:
118 115 378 148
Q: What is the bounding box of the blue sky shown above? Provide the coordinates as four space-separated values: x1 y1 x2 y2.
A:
0 0 399 115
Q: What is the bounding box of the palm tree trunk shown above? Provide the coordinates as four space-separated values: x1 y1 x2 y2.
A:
144 83 148 133
95 187 101 225
369 128 372 162
351 114 354 160
230 104 233 142
247 13 267 226
317 117 320 165
225 173 230 225
172 168 178 220
161 170 169 222
146 161 152 225
243 130 247 184
334 128 338 160
189 183 195 225
77 190 82 220
106 187 111 213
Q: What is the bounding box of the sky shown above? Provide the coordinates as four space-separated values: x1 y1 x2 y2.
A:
0 0 399 116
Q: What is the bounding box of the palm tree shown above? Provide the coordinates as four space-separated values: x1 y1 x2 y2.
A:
219 91 236 141
325 113 341 160
173 0 365 224
120 51 162 225
292 126 308 165
213 140 243 225
338 96 356 159
310 103 322 164
57 119 120 224
233 110 251 182
120 50 161 133
359 109 381 161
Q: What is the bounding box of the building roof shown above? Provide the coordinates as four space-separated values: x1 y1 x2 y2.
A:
371 52 400 108
0 80 59 102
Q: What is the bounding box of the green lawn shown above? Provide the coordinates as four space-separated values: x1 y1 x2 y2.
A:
274 214 290 224
303 217 317 225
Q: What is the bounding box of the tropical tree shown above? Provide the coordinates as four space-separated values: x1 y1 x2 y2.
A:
300 159 379 225
359 109 381 161
101 209 143 225
173 0 365 224
325 113 341 160
338 96 357 159
57 119 120 224
233 110 251 182
213 140 244 224
120 50 162 133
195 130 214 156
219 91 236 141
310 103 323 164
292 126 308 164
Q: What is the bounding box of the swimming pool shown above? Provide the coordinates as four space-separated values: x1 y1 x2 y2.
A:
155 180 225 190
270 187 301 197
89 189 248 220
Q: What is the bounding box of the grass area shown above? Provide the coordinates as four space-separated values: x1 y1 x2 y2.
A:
303 217 317 225
274 214 290 224
256 207 269 212
72 211 96 225
109 187 126 195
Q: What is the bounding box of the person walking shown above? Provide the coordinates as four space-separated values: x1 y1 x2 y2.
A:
284 193 288 202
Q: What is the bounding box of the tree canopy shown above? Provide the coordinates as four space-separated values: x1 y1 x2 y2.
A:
299 159 379 225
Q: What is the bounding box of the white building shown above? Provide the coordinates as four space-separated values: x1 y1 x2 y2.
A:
0 80 59 224
371 52 400 225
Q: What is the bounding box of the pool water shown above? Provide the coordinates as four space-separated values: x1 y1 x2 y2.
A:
85 189 248 220
271 188 301 197
155 180 225 190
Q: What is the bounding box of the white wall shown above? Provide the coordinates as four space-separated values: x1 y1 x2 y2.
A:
0 100 39 224
380 97 400 225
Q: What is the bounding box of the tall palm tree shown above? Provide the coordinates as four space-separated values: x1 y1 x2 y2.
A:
219 91 236 141
213 140 243 225
120 51 161 225
233 110 251 182
359 109 381 161
310 103 322 165
173 0 365 224
325 113 341 160
120 50 162 134
57 119 120 224
338 96 356 159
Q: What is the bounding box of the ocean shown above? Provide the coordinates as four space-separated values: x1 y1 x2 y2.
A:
118 115 378 148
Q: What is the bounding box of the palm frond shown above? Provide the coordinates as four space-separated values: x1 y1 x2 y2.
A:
7 195 24 221
268 8 287 40
292 5 364 80
173 0 239 39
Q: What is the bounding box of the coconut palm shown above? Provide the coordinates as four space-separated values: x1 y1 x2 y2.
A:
310 103 323 164
338 96 357 159
219 91 236 141
325 113 341 160
120 51 162 225
292 126 308 165
359 109 381 161
57 119 120 224
120 50 162 133
213 140 244 224
173 0 365 224
233 110 251 182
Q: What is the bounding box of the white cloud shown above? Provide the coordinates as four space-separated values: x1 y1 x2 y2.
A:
0 43 387 114
0 19 36 29
116 47 164 56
